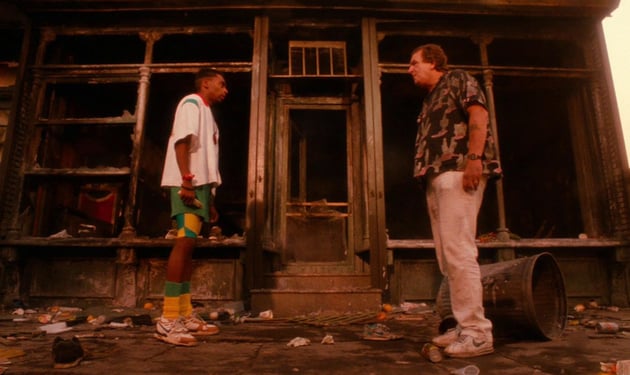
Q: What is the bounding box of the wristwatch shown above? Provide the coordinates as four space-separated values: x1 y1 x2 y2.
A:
467 153 482 160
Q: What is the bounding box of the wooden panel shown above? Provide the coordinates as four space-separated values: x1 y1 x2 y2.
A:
394 259 442 302
146 259 241 300
555 256 608 301
28 259 116 298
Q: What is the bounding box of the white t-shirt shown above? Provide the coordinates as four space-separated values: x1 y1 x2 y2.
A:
160 93 221 188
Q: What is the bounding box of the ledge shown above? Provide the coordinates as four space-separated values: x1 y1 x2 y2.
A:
0 236 246 248
24 167 131 177
387 238 630 249
2 237 624 250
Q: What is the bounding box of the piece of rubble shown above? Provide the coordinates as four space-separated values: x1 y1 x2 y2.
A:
39 322 72 334
287 337 311 347
321 334 334 344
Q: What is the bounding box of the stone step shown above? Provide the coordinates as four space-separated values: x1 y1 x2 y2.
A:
250 288 382 317
262 272 371 289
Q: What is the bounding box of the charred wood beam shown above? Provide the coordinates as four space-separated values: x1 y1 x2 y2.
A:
6 0 619 19
0 236 246 248
379 63 595 78
31 62 253 76
387 238 628 249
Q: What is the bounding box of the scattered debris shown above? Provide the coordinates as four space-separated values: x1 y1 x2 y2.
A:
48 229 72 239
208 226 224 241
321 334 334 345
574 300 619 313
77 223 97 236
11 308 24 316
0 348 26 360
399 302 432 314
74 333 106 339
287 337 310 347
93 314 153 328
600 361 616 374
108 320 132 329
596 322 620 334
87 315 107 326
477 231 521 242
164 229 178 239
421 342 443 363
450 364 480 375
361 323 402 341
39 322 73 334
37 314 53 324
52 307 83 313
574 303 586 313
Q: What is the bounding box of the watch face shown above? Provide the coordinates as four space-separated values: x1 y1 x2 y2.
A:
468 154 480 160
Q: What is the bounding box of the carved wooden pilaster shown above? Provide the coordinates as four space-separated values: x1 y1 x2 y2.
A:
36 29 56 64
120 32 160 238
474 35 511 244
1 71 42 239
114 247 138 307
586 28 630 238
139 31 162 64
121 66 151 238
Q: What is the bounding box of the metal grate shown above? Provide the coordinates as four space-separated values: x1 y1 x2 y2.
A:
288 41 347 77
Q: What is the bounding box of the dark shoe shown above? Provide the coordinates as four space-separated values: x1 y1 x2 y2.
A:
52 336 84 369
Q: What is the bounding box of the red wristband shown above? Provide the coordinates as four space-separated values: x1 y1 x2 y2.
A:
182 173 195 182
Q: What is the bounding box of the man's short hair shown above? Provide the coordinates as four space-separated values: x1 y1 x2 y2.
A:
413 44 448 72
195 68 223 90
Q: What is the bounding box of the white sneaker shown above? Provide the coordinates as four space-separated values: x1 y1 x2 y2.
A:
444 334 494 358
431 328 459 348
155 317 198 346
182 314 220 336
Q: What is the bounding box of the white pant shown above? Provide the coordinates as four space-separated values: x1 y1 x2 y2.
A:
426 171 493 340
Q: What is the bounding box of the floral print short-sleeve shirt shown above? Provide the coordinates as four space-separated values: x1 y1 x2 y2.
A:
413 69 501 180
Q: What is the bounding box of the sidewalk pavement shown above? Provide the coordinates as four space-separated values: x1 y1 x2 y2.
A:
0 302 628 375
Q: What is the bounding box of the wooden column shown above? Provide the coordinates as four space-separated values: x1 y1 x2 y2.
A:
245 16 269 289
361 18 388 292
477 38 511 257
121 32 160 238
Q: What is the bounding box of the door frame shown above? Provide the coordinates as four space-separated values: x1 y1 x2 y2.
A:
273 95 361 271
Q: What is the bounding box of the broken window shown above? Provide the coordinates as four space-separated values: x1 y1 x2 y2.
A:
285 109 349 262
153 32 253 63
23 80 136 237
379 31 588 239
44 34 144 64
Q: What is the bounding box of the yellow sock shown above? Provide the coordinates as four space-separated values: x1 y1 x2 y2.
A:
179 281 193 317
163 281 181 320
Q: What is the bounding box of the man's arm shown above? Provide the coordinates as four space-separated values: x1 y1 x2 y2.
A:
462 104 488 191
174 135 197 206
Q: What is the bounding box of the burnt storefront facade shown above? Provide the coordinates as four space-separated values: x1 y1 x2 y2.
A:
0 0 628 315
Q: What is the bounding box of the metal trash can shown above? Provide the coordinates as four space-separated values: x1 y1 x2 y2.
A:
436 252 567 340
